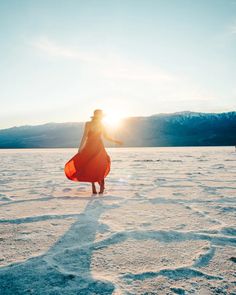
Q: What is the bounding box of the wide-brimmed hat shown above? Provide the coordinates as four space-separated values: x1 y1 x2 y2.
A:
90 109 105 119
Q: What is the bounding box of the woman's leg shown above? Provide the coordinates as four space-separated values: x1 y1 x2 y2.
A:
99 179 105 194
92 182 97 194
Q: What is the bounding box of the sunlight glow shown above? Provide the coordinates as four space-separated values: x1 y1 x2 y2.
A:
102 109 127 128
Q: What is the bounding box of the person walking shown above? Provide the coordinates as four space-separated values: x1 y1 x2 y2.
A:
64 109 123 194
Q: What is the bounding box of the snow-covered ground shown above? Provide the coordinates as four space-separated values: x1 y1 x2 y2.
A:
0 147 235 294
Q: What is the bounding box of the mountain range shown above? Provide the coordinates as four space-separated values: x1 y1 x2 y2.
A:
0 111 235 148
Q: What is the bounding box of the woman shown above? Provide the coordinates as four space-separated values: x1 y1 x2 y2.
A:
64 109 123 194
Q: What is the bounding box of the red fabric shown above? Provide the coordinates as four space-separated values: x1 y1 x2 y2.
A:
64 130 111 182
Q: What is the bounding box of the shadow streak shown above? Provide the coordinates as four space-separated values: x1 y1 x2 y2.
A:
0 198 116 295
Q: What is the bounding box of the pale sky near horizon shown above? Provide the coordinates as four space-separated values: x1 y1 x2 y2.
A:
0 0 236 129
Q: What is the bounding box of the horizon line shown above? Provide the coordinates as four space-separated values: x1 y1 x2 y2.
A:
1 110 236 131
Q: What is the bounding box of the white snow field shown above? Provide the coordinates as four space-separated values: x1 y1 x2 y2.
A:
0 147 235 295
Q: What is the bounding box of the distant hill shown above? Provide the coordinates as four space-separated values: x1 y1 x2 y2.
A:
0 111 235 148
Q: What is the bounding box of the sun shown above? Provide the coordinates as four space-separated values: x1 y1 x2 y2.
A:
102 110 126 128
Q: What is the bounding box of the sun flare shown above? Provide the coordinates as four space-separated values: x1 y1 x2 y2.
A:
102 110 126 128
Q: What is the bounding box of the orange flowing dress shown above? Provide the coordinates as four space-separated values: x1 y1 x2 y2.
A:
64 129 111 182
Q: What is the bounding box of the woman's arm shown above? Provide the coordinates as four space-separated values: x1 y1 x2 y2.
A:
78 122 89 152
102 125 123 145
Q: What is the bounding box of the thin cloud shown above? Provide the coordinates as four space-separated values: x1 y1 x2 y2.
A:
230 25 236 34
101 56 173 82
32 37 101 62
32 37 174 82
228 21 236 34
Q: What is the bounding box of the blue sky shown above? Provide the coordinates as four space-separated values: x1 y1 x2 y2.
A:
0 0 236 128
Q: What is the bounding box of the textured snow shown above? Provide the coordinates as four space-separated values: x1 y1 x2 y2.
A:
0 147 235 294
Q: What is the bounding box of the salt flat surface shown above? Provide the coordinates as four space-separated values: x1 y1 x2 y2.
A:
0 147 235 294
